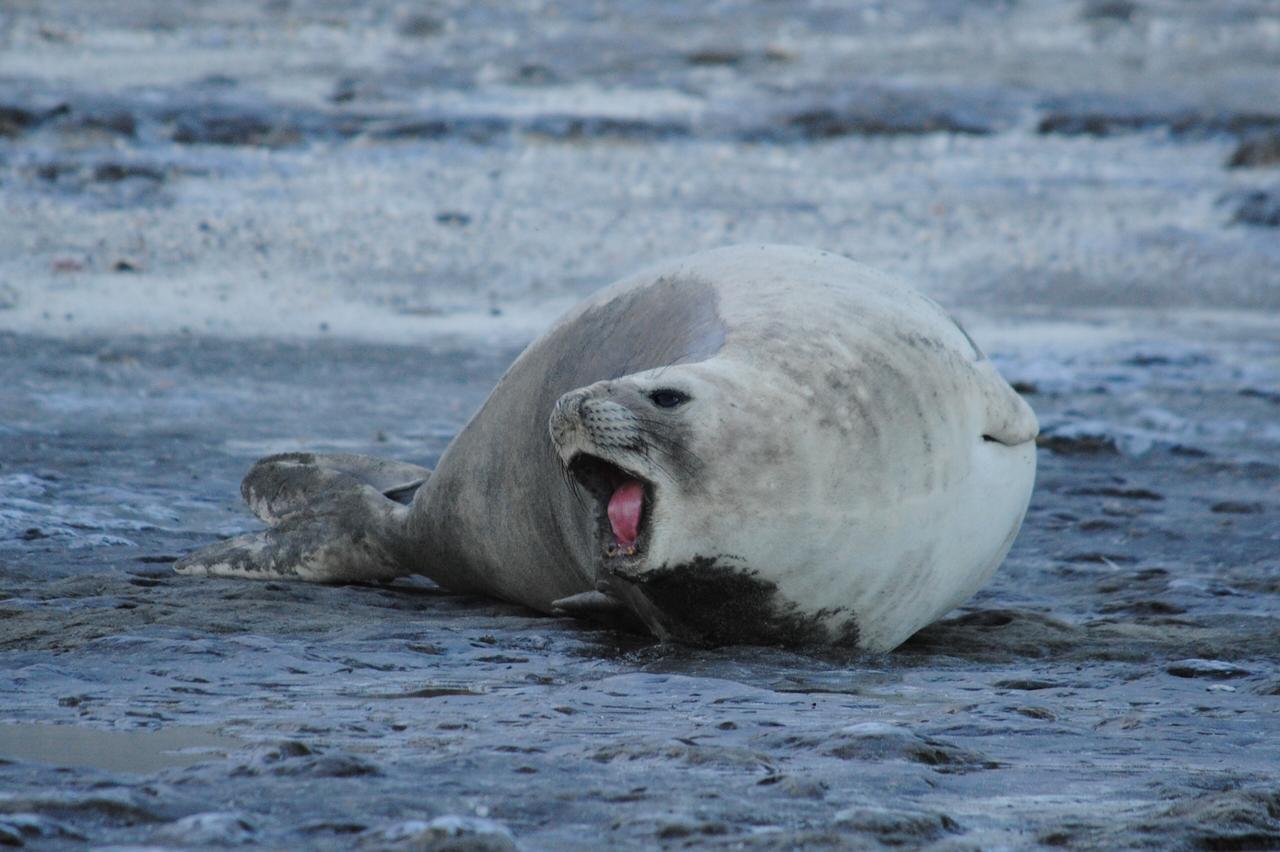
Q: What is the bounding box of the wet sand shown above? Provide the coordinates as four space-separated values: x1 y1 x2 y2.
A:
2 1 1279 848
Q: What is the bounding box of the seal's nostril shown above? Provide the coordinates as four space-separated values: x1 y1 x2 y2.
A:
551 392 591 440
557 390 588 419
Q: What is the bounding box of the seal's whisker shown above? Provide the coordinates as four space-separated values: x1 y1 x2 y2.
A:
643 451 696 486
641 447 699 481
565 471 587 509
626 422 705 471
570 473 592 511
654 438 705 469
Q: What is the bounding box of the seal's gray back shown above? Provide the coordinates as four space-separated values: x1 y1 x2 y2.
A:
410 272 726 610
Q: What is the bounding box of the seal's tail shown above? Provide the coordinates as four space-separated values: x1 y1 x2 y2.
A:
174 453 431 583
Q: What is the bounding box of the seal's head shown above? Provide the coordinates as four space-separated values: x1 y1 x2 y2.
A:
549 366 710 572
548 359 850 648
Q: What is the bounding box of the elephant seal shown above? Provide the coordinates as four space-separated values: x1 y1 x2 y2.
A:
176 244 1038 651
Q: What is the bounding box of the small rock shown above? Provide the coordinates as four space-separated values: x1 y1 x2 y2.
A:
512 64 555 85
1232 190 1280 228
1097 599 1186 616
1065 486 1163 501
782 105 988 139
775 776 828 799
230 739 312 775
833 805 961 845
435 211 472 227
376 816 516 850
1166 659 1251 680
1037 111 1158 137
272 753 381 777
1211 501 1262 515
172 111 300 148
1160 788 1280 849
154 812 254 845
826 722 997 770
396 13 445 38
686 48 745 67
64 110 137 137
1239 388 1280 405
993 679 1060 691
93 163 163 183
1037 433 1118 455
657 818 729 839
1228 130 1280 168
1012 706 1057 721
0 105 40 138
328 78 358 104
0 814 84 844
1060 552 1135 565
1080 0 1139 21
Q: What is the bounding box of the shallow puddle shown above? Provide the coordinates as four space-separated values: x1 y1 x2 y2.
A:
0 723 242 773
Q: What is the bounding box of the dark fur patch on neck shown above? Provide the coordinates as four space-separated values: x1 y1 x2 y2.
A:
617 557 860 648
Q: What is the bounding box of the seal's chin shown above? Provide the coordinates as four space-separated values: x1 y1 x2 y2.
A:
566 453 654 565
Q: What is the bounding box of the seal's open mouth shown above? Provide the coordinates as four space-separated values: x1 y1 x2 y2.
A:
567 453 652 561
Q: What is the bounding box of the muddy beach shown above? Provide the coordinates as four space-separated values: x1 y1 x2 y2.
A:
2 1 1279 849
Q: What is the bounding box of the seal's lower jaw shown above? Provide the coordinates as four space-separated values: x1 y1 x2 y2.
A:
566 453 655 568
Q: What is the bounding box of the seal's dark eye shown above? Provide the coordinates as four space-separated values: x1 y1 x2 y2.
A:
648 389 689 409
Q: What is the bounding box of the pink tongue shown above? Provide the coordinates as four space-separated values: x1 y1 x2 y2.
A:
607 480 644 548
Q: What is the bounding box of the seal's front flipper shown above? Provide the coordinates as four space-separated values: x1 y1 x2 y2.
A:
974 361 1038 447
177 453 424 583
551 588 648 634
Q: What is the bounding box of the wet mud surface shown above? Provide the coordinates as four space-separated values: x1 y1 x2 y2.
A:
2 0 1279 849
3 326 1278 850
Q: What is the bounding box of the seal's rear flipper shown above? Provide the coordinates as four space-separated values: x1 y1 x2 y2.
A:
240 452 430 524
174 509 398 582
176 453 425 583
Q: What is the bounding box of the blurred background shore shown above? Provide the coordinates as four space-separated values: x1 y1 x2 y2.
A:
2 0 1278 341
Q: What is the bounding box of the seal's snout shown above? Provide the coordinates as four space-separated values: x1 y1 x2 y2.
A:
549 389 590 460
556 389 589 419
550 386 646 462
